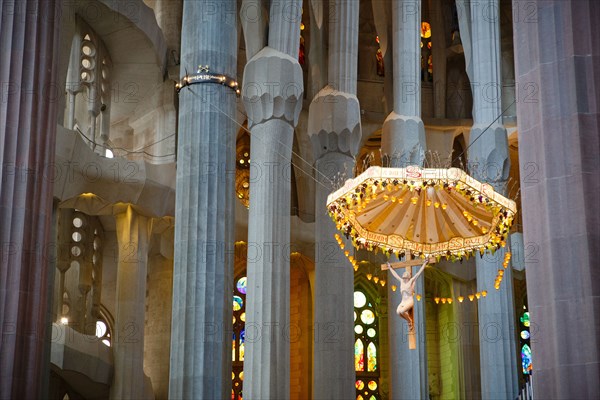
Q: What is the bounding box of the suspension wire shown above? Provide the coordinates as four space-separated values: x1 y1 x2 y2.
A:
76 127 176 158
452 99 517 165
186 87 337 191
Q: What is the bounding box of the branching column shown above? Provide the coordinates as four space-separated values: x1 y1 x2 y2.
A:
169 0 237 398
0 1 62 398
308 1 360 398
382 1 429 398
241 1 303 397
459 0 518 397
110 205 152 399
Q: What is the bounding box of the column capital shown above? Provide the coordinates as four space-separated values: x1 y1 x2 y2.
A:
308 86 362 160
242 46 304 128
382 112 426 167
467 123 509 193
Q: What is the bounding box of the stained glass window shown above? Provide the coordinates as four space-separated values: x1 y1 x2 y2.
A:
232 276 247 400
519 306 532 375
354 289 380 399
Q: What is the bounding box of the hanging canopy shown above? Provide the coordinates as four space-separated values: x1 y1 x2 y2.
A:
327 166 517 260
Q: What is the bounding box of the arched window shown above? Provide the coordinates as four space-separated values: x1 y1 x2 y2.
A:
232 275 247 399
354 290 380 400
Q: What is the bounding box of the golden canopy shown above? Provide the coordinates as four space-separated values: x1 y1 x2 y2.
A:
327 166 517 260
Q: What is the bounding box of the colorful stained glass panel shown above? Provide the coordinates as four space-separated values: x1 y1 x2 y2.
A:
355 380 365 390
355 339 364 371
237 277 247 294
233 296 243 311
368 380 377 390
521 344 532 374
367 342 377 371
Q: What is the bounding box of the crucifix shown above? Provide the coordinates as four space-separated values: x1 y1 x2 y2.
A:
381 254 432 349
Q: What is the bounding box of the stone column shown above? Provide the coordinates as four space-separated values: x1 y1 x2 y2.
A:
430 0 447 119
382 0 427 167
308 3 361 397
460 1 519 398
381 1 429 398
168 0 237 398
513 0 600 397
110 205 152 399
0 1 62 399
241 1 303 398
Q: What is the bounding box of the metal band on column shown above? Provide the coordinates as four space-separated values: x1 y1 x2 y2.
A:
175 65 240 95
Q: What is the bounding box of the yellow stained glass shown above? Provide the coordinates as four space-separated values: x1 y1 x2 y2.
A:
232 334 236 361
355 339 364 371
367 342 377 371
368 380 377 390
355 380 365 390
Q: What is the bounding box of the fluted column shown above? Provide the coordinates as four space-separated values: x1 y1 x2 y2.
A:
168 1 237 398
110 205 152 399
241 1 303 397
513 1 600 397
0 1 62 399
430 0 447 119
382 0 427 167
460 1 519 398
381 1 429 398
308 2 360 397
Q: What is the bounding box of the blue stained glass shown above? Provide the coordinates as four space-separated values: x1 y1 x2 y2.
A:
521 344 532 374
237 277 247 294
233 296 243 311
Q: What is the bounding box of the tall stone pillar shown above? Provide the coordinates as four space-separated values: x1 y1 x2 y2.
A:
459 0 519 398
308 2 361 398
513 0 600 397
241 1 303 398
168 0 237 398
430 0 447 119
0 1 62 399
110 205 152 399
382 0 427 167
380 1 429 398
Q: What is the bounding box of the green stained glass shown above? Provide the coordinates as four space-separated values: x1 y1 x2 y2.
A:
233 296 243 311
520 311 530 327
521 343 532 374
361 309 375 325
354 291 367 308
367 342 377 371
355 339 364 371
